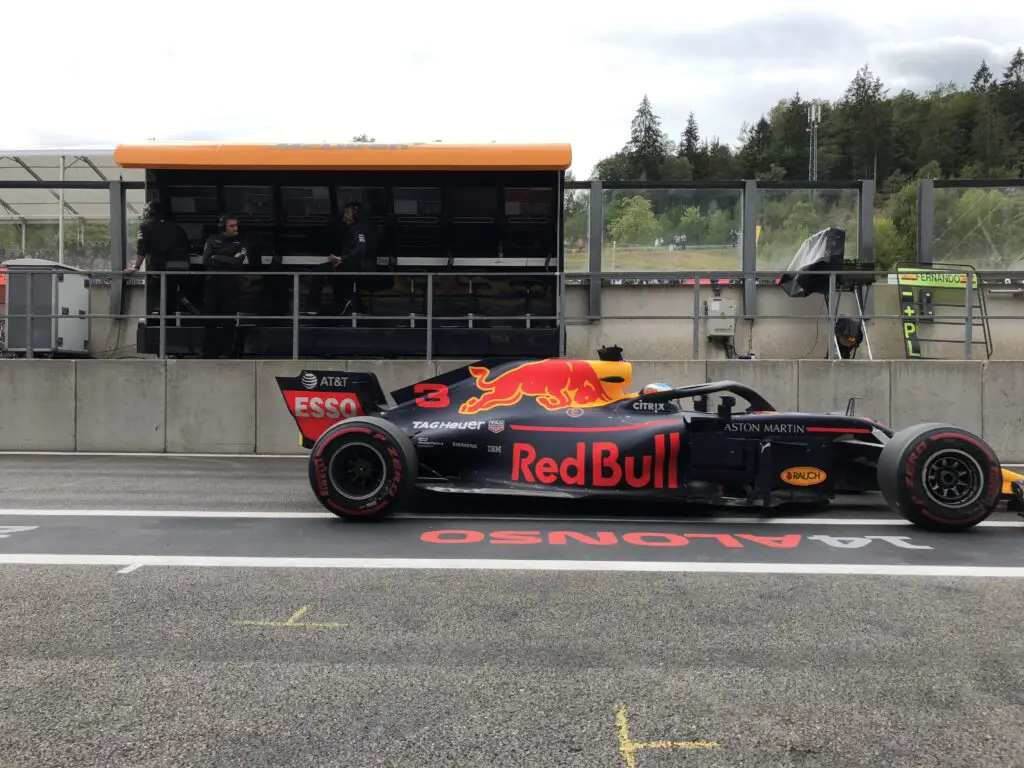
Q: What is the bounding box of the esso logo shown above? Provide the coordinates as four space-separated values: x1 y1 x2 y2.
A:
293 395 359 420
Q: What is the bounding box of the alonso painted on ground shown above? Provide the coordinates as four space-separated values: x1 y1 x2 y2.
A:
276 349 1024 532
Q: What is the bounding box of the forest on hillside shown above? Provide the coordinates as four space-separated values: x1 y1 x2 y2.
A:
564 51 1024 272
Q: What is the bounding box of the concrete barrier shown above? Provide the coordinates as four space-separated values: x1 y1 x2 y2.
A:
0 360 76 451
796 360 890 422
707 360 800 411
165 360 257 453
3 358 1023 461
75 359 166 452
889 361 984 435
980 362 1024 462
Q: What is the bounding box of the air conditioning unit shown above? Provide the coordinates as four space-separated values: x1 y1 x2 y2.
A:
0 257 90 355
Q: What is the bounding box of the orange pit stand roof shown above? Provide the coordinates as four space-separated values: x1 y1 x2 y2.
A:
113 142 572 172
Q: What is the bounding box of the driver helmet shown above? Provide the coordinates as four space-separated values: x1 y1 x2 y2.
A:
639 383 672 396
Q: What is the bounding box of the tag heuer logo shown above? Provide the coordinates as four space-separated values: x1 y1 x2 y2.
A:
488 420 505 433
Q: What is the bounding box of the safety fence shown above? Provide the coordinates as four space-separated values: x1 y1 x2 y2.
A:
3 264 1023 362
2 177 1023 278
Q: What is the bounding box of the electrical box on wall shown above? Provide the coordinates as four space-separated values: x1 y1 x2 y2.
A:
704 297 737 339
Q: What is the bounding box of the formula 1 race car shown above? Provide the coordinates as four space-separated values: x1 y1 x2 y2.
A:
276 350 1024 531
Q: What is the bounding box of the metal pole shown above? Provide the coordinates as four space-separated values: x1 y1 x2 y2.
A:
158 273 167 359
557 271 566 357
691 273 700 360
854 289 874 360
964 274 974 360
741 180 757 317
25 271 33 359
827 271 838 360
292 273 300 360
425 273 433 362
108 181 126 318
588 179 604 321
916 179 935 266
58 156 65 265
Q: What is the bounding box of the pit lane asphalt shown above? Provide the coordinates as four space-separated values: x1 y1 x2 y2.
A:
0 454 1022 768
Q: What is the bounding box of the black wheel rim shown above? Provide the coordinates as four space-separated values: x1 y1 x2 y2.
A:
921 449 984 509
328 442 387 501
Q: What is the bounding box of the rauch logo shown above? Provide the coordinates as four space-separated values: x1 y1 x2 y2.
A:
781 466 826 486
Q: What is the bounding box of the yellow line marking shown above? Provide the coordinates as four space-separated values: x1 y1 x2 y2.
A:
616 704 638 768
633 740 720 749
615 705 719 767
231 604 347 629
285 605 310 624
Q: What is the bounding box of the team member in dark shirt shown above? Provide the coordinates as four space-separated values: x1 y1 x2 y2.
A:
200 214 248 358
123 202 193 315
308 202 377 315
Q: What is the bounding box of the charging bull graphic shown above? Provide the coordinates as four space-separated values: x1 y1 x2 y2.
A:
458 359 633 415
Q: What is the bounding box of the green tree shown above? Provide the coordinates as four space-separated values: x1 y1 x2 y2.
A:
737 118 772 177
626 95 668 180
608 195 658 244
586 49 1024 271
562 171 589 245
680 112 704 177
971 61 994 92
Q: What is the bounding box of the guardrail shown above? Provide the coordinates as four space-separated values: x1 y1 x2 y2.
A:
1 267 566 361
3 265 1024 362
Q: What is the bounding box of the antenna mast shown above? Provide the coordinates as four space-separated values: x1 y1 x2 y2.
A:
807 102 821 181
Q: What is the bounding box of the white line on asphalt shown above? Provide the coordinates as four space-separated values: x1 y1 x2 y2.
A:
0 509 332 519
0 554 1021 577
0 508 1021 527
117 563 144 574
0 452 306 459
403 515 1024 528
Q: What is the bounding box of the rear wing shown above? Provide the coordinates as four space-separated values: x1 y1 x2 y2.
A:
276 370 388 449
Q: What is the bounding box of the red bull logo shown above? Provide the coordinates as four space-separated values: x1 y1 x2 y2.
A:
512 434 681 490
458 359 630 415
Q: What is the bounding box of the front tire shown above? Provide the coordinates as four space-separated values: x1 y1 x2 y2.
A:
877 423 1001 531
308 416 418 520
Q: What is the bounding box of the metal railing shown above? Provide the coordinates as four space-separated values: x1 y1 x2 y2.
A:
2 265 1020 362
1 267 565 361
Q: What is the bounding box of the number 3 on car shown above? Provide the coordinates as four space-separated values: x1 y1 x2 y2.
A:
414 383 450 409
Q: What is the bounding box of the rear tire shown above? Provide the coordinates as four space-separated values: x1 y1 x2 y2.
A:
877 423 1001 531
308 416 418 520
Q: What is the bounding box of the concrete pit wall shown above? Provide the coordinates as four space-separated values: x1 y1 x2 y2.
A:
1 358 1022 461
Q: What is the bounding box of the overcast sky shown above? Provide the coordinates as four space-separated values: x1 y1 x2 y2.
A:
3 1 1021 177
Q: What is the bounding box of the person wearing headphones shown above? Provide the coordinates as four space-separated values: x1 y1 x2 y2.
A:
123 201 194 316
200 214 248 358
307 201 377 315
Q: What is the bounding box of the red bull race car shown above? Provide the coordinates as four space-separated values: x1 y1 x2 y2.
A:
276 349 1024 531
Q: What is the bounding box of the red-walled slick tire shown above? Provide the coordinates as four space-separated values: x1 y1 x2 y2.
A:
877 423 1001 532
308 416 418 521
